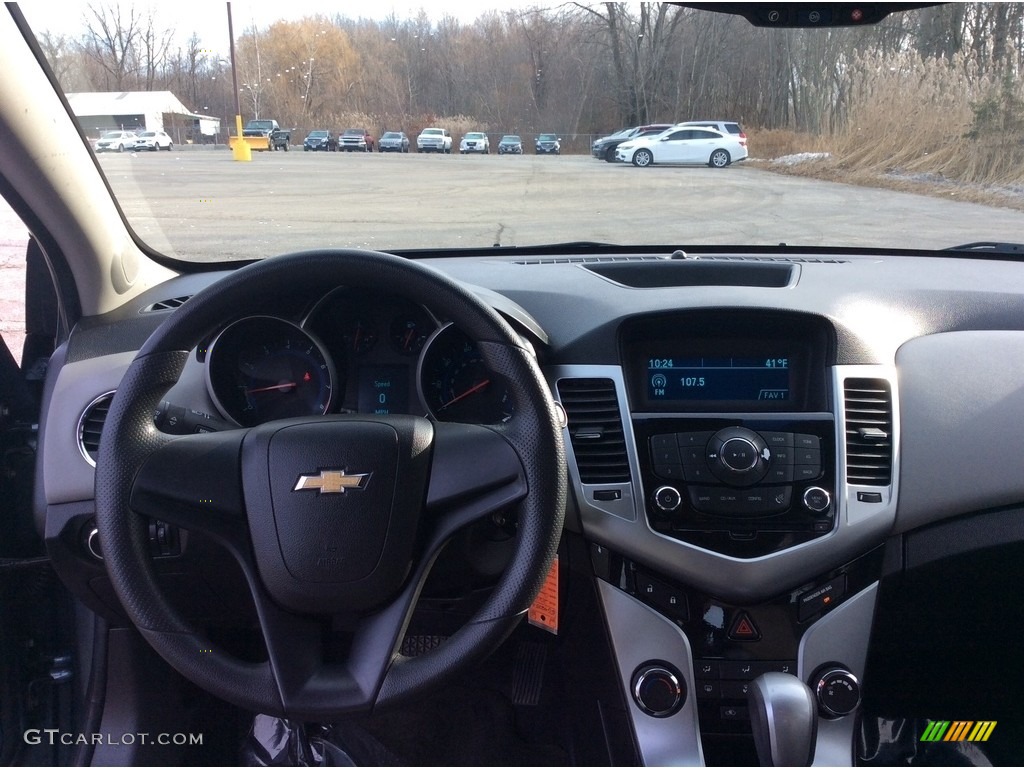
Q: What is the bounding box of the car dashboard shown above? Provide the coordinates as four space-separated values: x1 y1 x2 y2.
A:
38 247 1024 765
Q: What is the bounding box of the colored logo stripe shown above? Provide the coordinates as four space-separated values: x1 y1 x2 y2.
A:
921 721 949 742
920 720 996 742
968 721 997 742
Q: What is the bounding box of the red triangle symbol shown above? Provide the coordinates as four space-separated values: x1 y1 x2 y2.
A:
736 618 755 636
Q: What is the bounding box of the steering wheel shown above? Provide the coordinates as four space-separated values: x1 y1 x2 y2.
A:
93 249 566 719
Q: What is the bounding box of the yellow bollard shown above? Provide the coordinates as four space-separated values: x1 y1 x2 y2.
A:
231 114 251 162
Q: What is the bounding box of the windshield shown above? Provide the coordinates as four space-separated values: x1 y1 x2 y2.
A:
21 2 1024 261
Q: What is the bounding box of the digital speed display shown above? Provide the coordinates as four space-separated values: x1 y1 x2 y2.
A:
647 356 791 403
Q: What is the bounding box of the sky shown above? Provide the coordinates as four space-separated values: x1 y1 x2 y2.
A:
21 0 561 52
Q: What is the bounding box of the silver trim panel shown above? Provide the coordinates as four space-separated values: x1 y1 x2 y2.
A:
597 580 704 766
799 582 879 767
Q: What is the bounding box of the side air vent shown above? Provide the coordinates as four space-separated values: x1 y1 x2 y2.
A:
844 378 893 485
556 378 631 483
78 391 115 466
142 296 191 313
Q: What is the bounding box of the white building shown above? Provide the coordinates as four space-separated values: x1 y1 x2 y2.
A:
66 91 221 143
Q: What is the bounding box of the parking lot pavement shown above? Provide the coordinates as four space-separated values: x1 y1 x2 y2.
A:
96 151 1024 262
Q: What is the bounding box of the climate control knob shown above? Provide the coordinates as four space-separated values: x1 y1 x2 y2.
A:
813 667 861 718
652 486 682 513
632 664 686 718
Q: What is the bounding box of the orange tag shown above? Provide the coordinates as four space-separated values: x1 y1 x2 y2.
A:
528 555 559 634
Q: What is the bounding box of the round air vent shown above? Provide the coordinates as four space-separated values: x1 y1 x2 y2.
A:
77 391 116 467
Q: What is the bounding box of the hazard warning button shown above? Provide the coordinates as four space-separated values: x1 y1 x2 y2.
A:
727 611 762 642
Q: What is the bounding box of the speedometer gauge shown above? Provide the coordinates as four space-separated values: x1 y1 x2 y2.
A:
419 324 514 424
206 316 336 427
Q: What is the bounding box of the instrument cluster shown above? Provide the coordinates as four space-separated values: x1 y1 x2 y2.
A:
203 289 515 427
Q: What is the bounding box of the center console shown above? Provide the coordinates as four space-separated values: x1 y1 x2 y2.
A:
623 312 835 558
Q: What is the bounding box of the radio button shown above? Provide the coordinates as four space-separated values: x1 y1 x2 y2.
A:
764 464 794 483
794 447 821 465
760 431 793 447
764 486 793 512
682 463 714 483
688 487 716 512
651 433 677 451
769 446 793 465
795 434 820 450
654 464 685 480
794 465 821 481
678 431 714 447
650 441 681 465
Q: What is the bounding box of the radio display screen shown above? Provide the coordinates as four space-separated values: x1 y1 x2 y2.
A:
647 356 791 403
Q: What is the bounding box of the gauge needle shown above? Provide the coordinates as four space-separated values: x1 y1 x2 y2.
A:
439 379 490 411
404 328 415 349
245 382 297 395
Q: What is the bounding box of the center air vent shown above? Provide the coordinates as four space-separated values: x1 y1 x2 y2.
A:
843 378 893 485
556 378 631 483
78 391 115 466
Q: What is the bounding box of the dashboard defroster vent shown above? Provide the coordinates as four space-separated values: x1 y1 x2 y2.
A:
78 391 115 466
556 378 631 483
844 378 893 485
142 296 191 313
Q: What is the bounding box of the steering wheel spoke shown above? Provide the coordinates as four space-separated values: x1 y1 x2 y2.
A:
424 422 528 545
130 428 248 546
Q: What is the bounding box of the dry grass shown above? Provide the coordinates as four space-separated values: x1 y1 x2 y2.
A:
747 129 826 161
751 50 1024 212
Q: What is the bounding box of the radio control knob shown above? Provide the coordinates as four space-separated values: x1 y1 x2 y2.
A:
803 486 832 514
708 427 770 486
653 486 682 513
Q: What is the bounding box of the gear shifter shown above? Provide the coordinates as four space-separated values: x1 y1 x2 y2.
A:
747 672 817 766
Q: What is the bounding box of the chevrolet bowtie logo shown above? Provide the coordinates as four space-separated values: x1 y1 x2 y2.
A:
293 470 371 495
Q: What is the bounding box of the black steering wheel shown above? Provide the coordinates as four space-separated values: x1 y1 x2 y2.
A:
94 249 566 719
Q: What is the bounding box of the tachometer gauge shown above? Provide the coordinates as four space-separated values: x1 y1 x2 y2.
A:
419 324 514 424
206 316 335 427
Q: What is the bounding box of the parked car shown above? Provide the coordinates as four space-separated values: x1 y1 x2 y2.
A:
7 3 1024 767
93 129 136 152
592 123 673 162
616 125 748 167
130 130 173 151
416 127 452 153
497 134 523 154
340 128 374 152
676 119 747 141
303 130 335 151
378 131 410 152
459 131 490 154
535 133 560 154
